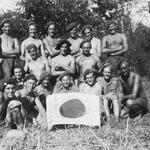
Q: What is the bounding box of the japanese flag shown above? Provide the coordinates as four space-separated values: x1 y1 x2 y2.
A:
46 93 101 129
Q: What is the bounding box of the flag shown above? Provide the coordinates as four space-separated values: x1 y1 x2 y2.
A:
46 93 100 129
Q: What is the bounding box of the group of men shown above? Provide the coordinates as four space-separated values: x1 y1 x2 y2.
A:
0 17 148 130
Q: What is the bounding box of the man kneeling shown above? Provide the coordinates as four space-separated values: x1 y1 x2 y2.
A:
118 60 148 119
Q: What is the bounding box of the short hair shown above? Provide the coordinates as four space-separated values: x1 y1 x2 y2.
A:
58 72 72 81
27 21 38 33
84 69 96 81
101 63 113 74
0 18 12 28
82 25 93 35
26 44 37 52
2 78 16 92
117 59 130 70
80 39 91 48
23 74 37 83
45 21 55 32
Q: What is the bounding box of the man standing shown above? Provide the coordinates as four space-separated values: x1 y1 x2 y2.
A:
0 18 20 79
102 21 128 75
82 25 102 57
24 44 50 80
118 60 148 118
51 40 76 85
76 40 102 84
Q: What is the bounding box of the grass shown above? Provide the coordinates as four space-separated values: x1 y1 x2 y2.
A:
0 82 150 150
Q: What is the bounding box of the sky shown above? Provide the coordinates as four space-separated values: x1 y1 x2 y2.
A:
0 0 20 13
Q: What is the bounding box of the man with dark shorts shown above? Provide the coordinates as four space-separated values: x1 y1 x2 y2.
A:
118 60 148 118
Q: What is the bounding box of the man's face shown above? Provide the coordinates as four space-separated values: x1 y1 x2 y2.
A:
48 24 55 37
70 27 77 38
4 84 15 99
85 72 95 86
42 77 50 88
82 42 91 56
84 28 92 40
119 62 130 77
103 67 112 80
14 68 22 79
60 43 69 55
108 24 116 34
25 79 36 92
29 25 37 38
2 23 11 34
28 48 37 60
62 75 71 89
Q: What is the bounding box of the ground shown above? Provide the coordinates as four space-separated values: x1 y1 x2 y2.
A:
0 82 150 150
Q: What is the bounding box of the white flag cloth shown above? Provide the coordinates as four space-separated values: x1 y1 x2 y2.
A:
46 93 100 129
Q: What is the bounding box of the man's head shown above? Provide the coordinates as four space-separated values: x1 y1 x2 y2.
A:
28 22 38 38
56 40 71 55
14 65 23 80
107 22 117 34
82 25 93 41
23 75 37 92
84 69 96 86
45 21 56 37
80 40 91 56
59 72 72 89
27 44 38 60
3 78 16 99
118 60 130 78
67 22 78 38
38 71 50 88
1 18 12 35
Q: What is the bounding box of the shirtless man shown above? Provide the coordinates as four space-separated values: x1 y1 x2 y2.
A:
67 22 82 58
20 22 45 62
118 60 148 118
51 40 76 85
76 40 101 84
0 18 20 79
43 22 60 58
24 44 50 80
0 78 24 128
15 75 47 128
102 21 128 75
82 25 101 57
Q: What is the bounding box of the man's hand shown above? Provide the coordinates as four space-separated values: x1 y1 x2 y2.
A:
8 100 22 110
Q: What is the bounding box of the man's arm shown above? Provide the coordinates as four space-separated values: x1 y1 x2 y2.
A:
2 38 20 57
20 40 26 61
59 57 76 74
102 36 122 54
0 92 5 122
97 38 102 57
44 59 51 74
123 74 140 100
43 39 59 58
110 34 128 56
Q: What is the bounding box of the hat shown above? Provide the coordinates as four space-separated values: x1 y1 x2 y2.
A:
0 18 12 27
1 77 16 92
81 25 93 35
55 39 71 50
26 44 37 52
66 22 78 32
57 72 72 81
79 39 91 48
37 71 50 85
